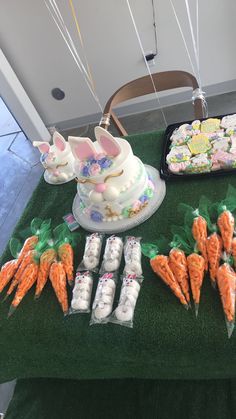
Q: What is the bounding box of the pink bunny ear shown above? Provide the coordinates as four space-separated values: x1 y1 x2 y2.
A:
68 137 96 160
95 126 121 157
33 141 50 154
53 132 66 151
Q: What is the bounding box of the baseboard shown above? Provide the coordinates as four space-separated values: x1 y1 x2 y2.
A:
51 78 236 131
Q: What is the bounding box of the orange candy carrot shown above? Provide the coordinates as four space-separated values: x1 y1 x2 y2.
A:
216 263 236 337
187 253 205 316
169 248 190 305
0 260 19 293
150 255 188 307
8 262 39 316
192 216 208 271
35 248 57 299
6 250 36 297
49 261 68 314
17 235 38 266
206 233 222 286
58 243 74 285
217 210 234 254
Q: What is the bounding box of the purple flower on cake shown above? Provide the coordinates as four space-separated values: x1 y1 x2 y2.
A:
90 210 103 222
89 163 101 176
140 195 148 203
98 157 113 169
82 166 90 177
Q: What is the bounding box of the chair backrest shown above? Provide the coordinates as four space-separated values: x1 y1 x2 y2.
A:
100 70 204 136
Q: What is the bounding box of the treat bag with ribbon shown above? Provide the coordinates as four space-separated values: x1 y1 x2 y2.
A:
53 223 80 286
170 225 205 317
141 238 188 309
216 261 236 338
8 230 52 316
0 218 51 296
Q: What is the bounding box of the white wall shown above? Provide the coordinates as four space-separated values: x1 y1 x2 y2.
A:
0 0 235 127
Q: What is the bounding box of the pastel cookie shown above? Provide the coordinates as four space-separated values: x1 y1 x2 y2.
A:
221 114 236 129
201 118 221 133
230 135 236 153
166 145 191 163
187 134 211 155
211 150 236 168
191 120 201 131
211 137 230 152
186 153 211 173
168 161 190 174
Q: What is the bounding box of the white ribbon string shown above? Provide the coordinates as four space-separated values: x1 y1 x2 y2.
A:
126 0 168 127
169 0 208 117
44 0 103 112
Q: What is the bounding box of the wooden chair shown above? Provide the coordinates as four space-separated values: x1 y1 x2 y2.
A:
100 70 205 136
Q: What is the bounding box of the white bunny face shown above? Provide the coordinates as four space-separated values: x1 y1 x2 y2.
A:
69 127 124 202
33 132 75 183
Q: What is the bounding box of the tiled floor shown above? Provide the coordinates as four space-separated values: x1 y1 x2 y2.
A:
0 91 236 414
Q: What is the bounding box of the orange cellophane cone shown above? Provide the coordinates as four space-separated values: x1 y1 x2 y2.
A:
0 260 19 293
206 233 223 287
58 243 74 285
192 216 208 271
49 261 68 314
187 253 205 316
216 263 236 338
35 248 57 298
8 262 39 316
150 255 188 307
217 210 234 254
169 248 190 305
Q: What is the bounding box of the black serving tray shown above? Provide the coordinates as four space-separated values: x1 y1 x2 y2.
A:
160 113 236 181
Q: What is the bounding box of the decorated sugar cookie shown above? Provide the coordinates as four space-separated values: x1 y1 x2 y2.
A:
168 161 190 174
211 137 230 153
187 134 211 155
221 114 236 129
166 145 191 163
201 118 221 133
186 153 211 174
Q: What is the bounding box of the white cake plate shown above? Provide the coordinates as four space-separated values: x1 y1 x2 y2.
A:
72 165 166 233
44 171 76 185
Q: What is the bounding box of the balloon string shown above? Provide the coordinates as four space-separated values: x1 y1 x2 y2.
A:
44 0 103 112
68 0 96 92
184 0 201 90
169 0 196 76
126 0 168 128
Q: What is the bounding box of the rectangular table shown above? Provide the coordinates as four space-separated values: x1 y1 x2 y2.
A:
1 129 236 385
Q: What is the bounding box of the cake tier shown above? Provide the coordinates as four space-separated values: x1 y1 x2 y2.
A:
77 158 155 222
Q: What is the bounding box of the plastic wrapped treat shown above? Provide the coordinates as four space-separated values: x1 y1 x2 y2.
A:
110 274 143 328
90 273 117 324
78 233 103 272
123 236 142 276
100 236 123 274
70 271 93 313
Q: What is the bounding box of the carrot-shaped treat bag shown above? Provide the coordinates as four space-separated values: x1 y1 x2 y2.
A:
0 260 19 294
231 238 236 268
141 241 188 308
216 263 236 338
206 233 222 288
49 261 68 315
9 217 51 268
178 197 210 271
54 224 80 286
169 235 190 307
6 228 52 299
214 185 236 255
35 231 57 299
171 226 205 317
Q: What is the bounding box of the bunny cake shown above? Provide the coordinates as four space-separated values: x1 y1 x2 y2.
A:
70 126 165 232
34 132 75 184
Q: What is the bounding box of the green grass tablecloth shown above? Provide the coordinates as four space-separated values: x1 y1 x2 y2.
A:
1 129 236 383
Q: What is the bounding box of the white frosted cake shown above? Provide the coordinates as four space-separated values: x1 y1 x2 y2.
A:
69 127 165 232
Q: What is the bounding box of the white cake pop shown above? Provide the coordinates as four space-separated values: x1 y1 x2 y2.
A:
101 286 114 296
104 259 119 272
101 294 113 304
83 255 99 270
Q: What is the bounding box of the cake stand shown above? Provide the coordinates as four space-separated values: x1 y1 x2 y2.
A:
72 165 166 233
